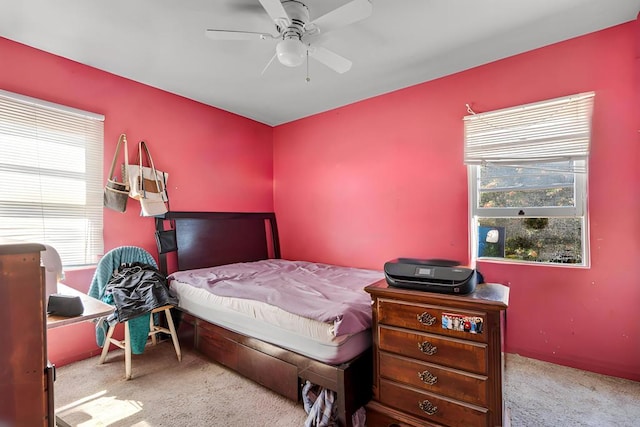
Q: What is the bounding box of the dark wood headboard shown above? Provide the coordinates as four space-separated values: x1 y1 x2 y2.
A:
155 211 280 274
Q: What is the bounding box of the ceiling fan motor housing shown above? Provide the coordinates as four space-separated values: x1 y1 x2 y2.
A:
276 1 310 67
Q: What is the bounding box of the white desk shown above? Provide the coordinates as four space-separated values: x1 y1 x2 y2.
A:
47 283 114 329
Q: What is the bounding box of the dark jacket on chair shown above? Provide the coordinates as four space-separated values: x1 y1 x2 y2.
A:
105 262 178 323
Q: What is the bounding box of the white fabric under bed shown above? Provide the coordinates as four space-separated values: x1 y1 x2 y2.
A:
169 260 384 364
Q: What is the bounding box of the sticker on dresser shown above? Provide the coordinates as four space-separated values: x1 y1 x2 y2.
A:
442 313 484 334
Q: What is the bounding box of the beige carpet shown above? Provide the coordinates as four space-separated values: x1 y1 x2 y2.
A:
504 354 640 427
54 343 308 426
54 343 640 426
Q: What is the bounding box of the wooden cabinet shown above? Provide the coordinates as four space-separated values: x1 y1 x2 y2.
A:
0 243 54 427
365 280 509 427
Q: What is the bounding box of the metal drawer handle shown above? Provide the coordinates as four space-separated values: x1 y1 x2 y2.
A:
418 399 438 415
418 341 437 355
418 370 438 385
417 312 436 326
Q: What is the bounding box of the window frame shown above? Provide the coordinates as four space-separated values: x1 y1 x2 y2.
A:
0 89 104 267
465 92 594 267
469 160 588 217
468 161 590 267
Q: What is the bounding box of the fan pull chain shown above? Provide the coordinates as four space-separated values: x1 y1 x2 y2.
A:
306 49 310 82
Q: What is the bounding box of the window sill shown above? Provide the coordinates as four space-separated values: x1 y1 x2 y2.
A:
476 257 590 269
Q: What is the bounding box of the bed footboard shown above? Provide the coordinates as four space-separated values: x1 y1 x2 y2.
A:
179 313 371 427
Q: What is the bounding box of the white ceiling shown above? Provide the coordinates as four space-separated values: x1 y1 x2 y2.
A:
2 0 639 126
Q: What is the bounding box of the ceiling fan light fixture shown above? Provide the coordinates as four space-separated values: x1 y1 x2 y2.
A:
276 38 305 67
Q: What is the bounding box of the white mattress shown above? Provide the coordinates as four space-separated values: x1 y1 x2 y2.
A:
171 279 373 364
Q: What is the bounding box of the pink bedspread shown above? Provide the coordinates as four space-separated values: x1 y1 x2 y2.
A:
169 259 383 336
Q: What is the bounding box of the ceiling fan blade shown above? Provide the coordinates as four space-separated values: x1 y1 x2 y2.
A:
259 0 289 25
309 46 352 74
311 0 372 35
205 29 274 41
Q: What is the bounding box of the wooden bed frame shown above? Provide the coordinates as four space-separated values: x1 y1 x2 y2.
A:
155 211 372 427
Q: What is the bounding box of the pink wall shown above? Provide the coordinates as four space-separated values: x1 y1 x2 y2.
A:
3 19 639 381
0 37 274 366
274 22 640 380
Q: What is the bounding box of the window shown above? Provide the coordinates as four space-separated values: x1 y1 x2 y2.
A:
0 89 104 267
464 92 594 266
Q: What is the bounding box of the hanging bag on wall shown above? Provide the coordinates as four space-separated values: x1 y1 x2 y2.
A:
154 173 178 253
103 133 130 212
155 219 178 254
127 140 168 216
155 223 178 253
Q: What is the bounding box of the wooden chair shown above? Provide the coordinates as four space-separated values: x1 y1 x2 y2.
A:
99 304 181 380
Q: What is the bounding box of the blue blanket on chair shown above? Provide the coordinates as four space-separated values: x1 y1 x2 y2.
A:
89 246 159 354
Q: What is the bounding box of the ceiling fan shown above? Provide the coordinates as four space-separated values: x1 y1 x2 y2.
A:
205 0 373 74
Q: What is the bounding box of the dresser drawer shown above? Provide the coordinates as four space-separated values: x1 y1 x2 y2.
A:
378 299 487 343
379 379 489 427
379 351 488 406
366 401 441 427
366 408 410 427
378 325 487 375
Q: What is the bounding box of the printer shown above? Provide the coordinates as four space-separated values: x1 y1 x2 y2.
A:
384 258 482 295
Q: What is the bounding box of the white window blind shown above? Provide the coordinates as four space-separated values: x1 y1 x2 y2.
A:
0 89 104 266
464 92 595 171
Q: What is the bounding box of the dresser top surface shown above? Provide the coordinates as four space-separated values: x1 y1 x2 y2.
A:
365 279 509 309
0 243 46 255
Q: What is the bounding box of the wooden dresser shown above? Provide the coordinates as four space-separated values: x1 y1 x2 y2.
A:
0 243 54 427
364 280 509 427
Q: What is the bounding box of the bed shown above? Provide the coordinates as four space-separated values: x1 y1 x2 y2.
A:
155 211 384 426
